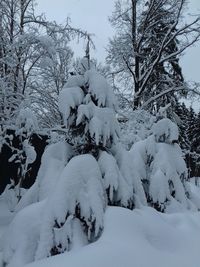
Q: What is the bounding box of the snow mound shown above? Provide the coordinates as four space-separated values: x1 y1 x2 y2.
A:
24 207 200 267
2 201 46 267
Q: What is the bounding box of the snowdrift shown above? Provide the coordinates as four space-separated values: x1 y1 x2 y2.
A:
24 206 200 267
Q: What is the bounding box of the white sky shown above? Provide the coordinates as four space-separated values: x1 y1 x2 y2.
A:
36 0 115 61
36 0 200 110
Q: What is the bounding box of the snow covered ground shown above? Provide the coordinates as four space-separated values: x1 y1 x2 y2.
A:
0 197 13 266
1 197 200 267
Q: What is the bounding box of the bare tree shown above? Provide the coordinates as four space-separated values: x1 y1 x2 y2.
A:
0 0 90 127
106 0 200 111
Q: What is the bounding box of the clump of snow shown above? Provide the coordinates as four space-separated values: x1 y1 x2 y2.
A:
152 118 179 144
76 102 120 146
58 67 119 150
149 169 171 205
35 154 106 260
15 141 72 211
150 143 188 209
113 144 147 208
15 108 39 134
23 140 37 165
58 87 84 126
84 70 116 109
98 151 119 204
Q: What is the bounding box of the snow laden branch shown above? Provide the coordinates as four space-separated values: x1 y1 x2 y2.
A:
141 83 200 109
107 0 200 110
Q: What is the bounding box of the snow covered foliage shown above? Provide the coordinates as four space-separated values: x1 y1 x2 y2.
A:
130 118 194 212
58 86 84 126
2 155 106 266
97 146 147 209
7 60 121 263
15 141 72 211
152 118 179 144
15 108 39 134
58 60 119 154
4 57 196 267
35 155 106 259
119 109 155 149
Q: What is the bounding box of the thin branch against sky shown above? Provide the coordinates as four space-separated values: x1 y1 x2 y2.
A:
36 0 200 84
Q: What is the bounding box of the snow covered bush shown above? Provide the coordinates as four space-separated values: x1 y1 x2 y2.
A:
130 118 196 212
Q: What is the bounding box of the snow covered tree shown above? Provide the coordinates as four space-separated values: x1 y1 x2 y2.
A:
0 0 89 130
174 101 190 153
187 109 200 178
29 31 74 128
130 115 196 212
58 57 120 155
106 0 200 110
58 56 146 209
2 55 148 266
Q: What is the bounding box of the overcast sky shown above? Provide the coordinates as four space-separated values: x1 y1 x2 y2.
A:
36 0 200 109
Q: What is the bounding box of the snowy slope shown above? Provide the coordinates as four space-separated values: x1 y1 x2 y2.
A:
23 206 200 267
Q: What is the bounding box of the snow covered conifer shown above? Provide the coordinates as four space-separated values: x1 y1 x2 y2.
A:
58 57 119 156
130 116 195 212
35 155 106 259
58 58 146 209
2 56 146 266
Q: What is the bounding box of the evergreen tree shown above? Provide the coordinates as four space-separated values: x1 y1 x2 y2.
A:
130 115 194 212
2 54 146 266
174 101 190 153
191 111 200 178
58 57 119 156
